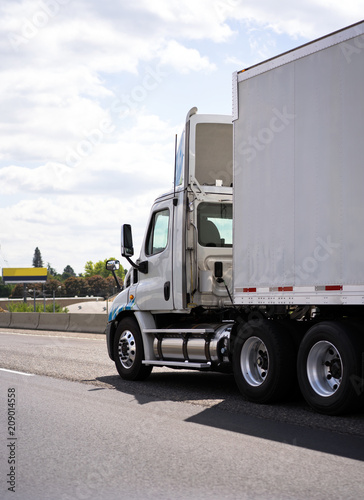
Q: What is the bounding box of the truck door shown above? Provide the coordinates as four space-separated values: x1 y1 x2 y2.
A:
134 197 174 311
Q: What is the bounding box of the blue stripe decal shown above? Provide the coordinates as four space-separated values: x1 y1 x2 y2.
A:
109 297 136 321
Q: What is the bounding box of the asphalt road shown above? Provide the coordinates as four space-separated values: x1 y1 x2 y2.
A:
0 328 364 499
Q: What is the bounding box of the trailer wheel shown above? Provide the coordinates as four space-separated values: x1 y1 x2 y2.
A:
297 321 364 415
232 320 296 404
114 317 152 381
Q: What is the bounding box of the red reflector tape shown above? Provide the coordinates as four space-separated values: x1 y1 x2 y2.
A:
278 286 293 292
325 285 343 291
243 288 257 293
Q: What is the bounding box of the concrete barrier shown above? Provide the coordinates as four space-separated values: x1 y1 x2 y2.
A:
0 312 107 334
0 313 12 328
67 313 107 334
10 312 40 329
0 296 105 311
37 313 70 332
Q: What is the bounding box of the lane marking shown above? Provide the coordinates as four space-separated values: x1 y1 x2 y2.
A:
0 368 35 376
0 331 104 341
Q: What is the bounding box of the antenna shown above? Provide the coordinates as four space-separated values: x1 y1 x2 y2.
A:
173 133 177 197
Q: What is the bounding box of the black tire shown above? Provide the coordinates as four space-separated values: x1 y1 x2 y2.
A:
297 321 364 415
232 319 296 404
113 317 152 381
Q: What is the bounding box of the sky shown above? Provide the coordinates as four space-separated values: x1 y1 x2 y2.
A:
0 0 362 276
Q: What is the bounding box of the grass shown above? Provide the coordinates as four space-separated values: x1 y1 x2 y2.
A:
7 302 69 313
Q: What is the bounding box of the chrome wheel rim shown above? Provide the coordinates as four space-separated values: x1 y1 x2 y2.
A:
307 341 342 397
118 330 136 369
241 336 269 387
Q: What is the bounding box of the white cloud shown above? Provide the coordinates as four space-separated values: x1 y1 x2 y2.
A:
246 27 277 60
232 0 362 39
159 40 216 74
224 55 245 67
0 1 217 166
133 0 235 42
0 114 176 274
0 93 110 162
0 112 177 195
0 163 76 194
62 112 178 184
0 193 157 274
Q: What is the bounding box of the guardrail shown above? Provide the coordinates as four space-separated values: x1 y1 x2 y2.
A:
0 312 107 334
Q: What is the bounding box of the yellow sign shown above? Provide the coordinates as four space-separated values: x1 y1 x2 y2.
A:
2 267 47 284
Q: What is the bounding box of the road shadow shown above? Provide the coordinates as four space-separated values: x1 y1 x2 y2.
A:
185 402 364 462
96 369 239 403
94 368 364 461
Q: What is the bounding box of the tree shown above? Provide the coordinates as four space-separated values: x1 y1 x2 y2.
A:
84 258 126 280
62 265 76 281
10 284 26 298
63 276 84 297
32 247 43 267
0 278 13 298
47 262 57 277
10 283 43 298
84 261 95 278
44 279 65 297
105 275 119 297
86 275 109 297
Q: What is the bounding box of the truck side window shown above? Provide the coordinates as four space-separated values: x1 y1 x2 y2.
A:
198 203 232 247
145 208 170 256
126 274 131 288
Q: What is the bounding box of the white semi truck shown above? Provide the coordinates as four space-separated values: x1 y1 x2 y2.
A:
106 21 364 415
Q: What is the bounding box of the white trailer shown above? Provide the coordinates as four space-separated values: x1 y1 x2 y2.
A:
106 21 364 415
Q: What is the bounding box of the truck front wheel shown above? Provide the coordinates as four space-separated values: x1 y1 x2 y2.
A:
114 317 152 381
297 321 364 415
232 319 296 404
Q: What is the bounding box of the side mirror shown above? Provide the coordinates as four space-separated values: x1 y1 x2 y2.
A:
106 260 120 271
120 223 148 274
121 224 134 257
105 259 122 291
